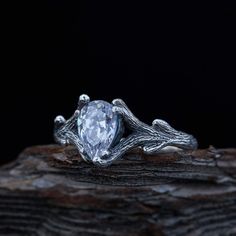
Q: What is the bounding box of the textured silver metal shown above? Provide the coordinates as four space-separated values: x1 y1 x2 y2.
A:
54 94 198 167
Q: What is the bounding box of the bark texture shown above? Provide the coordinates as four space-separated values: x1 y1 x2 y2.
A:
0 145 236 236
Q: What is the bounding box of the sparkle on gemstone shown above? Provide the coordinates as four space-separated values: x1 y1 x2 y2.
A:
77 100 118 161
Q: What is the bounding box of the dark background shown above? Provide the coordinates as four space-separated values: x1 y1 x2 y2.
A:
1 2 235 165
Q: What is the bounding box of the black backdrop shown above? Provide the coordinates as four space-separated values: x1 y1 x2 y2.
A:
1 2 235 165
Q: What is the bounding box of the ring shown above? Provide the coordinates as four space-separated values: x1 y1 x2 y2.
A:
54 94 198 167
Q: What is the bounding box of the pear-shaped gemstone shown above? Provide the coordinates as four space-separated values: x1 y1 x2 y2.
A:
77 100 118 161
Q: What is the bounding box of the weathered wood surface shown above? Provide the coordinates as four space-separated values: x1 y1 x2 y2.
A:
0 145 236 236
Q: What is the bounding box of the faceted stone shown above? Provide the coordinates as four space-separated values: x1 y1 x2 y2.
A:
77 100 118 161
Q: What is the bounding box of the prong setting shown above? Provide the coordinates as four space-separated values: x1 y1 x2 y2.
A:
78 94 90 109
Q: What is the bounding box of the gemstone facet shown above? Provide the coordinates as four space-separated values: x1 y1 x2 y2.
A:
77 100 118 161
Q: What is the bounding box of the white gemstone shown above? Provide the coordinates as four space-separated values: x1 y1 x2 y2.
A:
77 100 118 161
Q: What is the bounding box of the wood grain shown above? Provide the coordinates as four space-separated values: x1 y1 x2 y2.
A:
0 145 236 236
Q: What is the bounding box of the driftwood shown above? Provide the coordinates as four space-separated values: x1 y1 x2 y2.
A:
0 145 236 236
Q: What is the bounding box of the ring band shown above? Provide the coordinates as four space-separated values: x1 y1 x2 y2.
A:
54 94 198 166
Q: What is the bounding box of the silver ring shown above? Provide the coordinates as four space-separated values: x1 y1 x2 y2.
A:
54 94 198 167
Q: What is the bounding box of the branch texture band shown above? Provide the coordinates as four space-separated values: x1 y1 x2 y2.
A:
54 95 198 166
